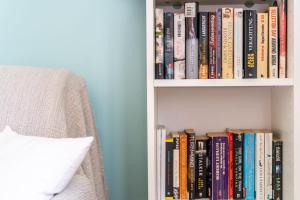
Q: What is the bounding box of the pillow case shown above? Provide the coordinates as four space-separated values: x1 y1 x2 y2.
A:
0 126 93 200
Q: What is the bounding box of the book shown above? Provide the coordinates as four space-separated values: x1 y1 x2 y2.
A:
179 132 188 199
207 132 229 200
257 13 269 78
228 131 234 199
265 132 273 200
172 132 180 199
155 9 164 79
165 134 174 199
234 8 243 79
243 133 255 200
186 129 196 199
185 3 199 79
158 126 167 200
273 140 283 200
164 12 174 79
279 0 287 78
269 6 279 78
198 12 209 79
216 8 222 79
174 13 186 79
243 10 257 78
255 132 265 200
195 136 209 198
209 12 217 79
222 8 234 79
232 131 243 199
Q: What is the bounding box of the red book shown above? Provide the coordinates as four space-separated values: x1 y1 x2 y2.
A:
279 0 287 78
228 131 234 199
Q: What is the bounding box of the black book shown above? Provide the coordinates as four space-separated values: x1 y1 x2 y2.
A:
195 137 209 198
243 10 257 78
233 133 243 199
164 12 174 79
165 134 174 198
185 129 196 199
198 12 209 79
273 140 283 200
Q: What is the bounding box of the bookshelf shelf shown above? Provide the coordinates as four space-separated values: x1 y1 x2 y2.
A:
154 79 294 87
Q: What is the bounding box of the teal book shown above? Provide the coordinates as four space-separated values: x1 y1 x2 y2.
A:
243 133 255 200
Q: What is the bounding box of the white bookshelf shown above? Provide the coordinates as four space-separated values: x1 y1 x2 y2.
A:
147 0 299 200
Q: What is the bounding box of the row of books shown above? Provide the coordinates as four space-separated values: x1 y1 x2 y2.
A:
155 1 287 80
156 126 283 200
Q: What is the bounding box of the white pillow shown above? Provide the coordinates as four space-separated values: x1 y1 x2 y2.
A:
0 126 93 200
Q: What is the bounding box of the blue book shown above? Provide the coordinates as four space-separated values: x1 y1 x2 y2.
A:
243 133 255 200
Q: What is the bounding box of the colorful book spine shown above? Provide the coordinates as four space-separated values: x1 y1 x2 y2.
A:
164 12 174 79
279 0 287 78
222 8 234 79
209 12 217 79
179 132 188 199
172 133 180 199
186 129 196 199
165 134 174 199
233 133 243 199
198 12 209 79
273 140 283 200
264 133 273 200
243 10 257 78
216 8 222 79
255 133 265 200
234 8 243 79
174 13 186 79
155 9 164 79
269 6 279 78
195 138 208 198
185 3 198 79
228 132 234 200
257 13 269 78
243 133 255 200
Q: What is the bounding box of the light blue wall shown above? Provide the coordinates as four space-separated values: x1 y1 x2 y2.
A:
0 0 147 199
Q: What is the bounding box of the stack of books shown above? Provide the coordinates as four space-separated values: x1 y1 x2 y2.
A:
155 1 287 80
156 126 283 200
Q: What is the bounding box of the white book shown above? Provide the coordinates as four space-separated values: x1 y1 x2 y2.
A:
234 8 243 79
174 13 186 79
156 127 162 200
172 132 180 199
255 133 265 200
160 127 167 200
269 7 278 78
264 132 273 200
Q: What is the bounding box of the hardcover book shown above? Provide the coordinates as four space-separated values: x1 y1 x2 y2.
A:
265 133 273 200
216 8 222 79
164 12 174 79
165 134 174 199
209 12 217 79
186 129 196 199
185 3 199 79
257 13 269 78
243 10 257 78
222 8 234 79
155 9 164 79
243 133 255 200
234 8 243 79
233 131 243 199
172 132 180 199
255 133 265 200
279 0 287 78
174 13 186 79
198 12 209 79
269 6 279 78
179 132 188 199
273 140 283 200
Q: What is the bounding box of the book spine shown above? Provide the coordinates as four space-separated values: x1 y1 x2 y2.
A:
155 9 164 79
164 12 174 79
257 13 269 78
279 0 287 78
273 141 283 200
173 134 180 199
264 133 273 200
222 8 234 79
216 8 222 79
212 137 229 200
195 140 208 198
174 13 186 79
243 133 255 200
208 138 213 198
234 8 243 79
255 133 265 200
243 10 257 78
161 128 167 200
228 132 234 199
156 127 162 200
209 12 217 79
233 133 243 199
269 7 279 78
165 136 174 199
198 12 209 79
187 131 196 199
179 133 188 199
185 3 198 79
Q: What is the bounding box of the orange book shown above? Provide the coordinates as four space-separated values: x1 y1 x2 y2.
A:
179 132 188 199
